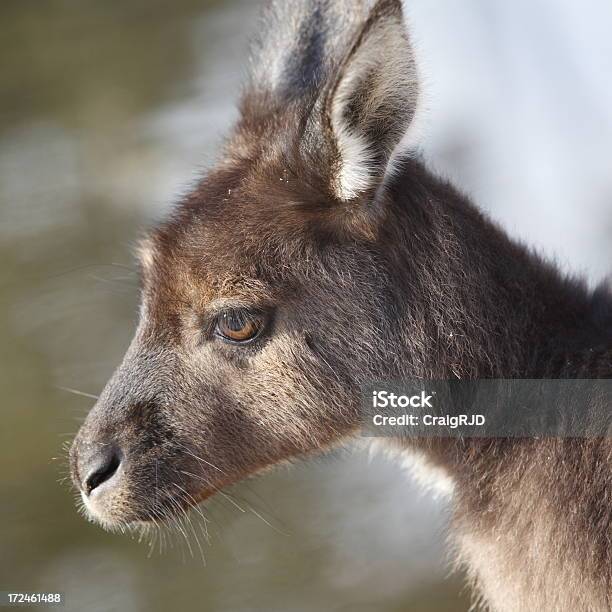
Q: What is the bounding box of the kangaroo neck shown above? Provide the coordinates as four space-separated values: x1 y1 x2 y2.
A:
381 158 601 381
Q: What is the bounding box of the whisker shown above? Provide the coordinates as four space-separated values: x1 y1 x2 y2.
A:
45 262 135 281
56 386 99 401
177 444 227 476
166 497 194 559
172 481 211 527
240 499 289 536
176 446 287 533
180 469 246 513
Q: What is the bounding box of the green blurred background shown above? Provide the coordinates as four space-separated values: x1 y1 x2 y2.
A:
2 0 611 610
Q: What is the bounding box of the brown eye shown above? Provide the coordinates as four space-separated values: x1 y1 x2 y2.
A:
215 310 264 344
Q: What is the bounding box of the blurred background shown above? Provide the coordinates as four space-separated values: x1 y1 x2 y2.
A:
1 1 611 610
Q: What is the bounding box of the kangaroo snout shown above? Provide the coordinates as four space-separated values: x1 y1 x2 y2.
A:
68 346 183 528
69 397 177 528
69 413 131 527
75 441 122 496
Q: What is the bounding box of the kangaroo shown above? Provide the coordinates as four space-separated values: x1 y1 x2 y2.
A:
69 1 612 610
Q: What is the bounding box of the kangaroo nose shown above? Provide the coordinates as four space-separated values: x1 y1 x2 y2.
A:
82 445 122 495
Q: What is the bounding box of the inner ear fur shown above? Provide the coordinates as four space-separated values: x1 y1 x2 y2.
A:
327 0 419 203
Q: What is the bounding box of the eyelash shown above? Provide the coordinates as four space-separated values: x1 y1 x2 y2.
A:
213 309 266 345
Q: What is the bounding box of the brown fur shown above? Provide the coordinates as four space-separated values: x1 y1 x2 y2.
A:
70 1 612 609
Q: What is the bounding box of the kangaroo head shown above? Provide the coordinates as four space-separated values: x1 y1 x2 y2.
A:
70 0 421 529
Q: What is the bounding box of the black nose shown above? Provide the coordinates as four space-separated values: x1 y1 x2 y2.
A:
83 446 122 495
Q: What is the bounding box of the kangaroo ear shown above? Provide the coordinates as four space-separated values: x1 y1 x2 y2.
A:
237 1 419 236
328 0 418 202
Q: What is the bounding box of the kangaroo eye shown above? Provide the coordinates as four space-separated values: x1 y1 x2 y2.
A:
215 310 264 344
